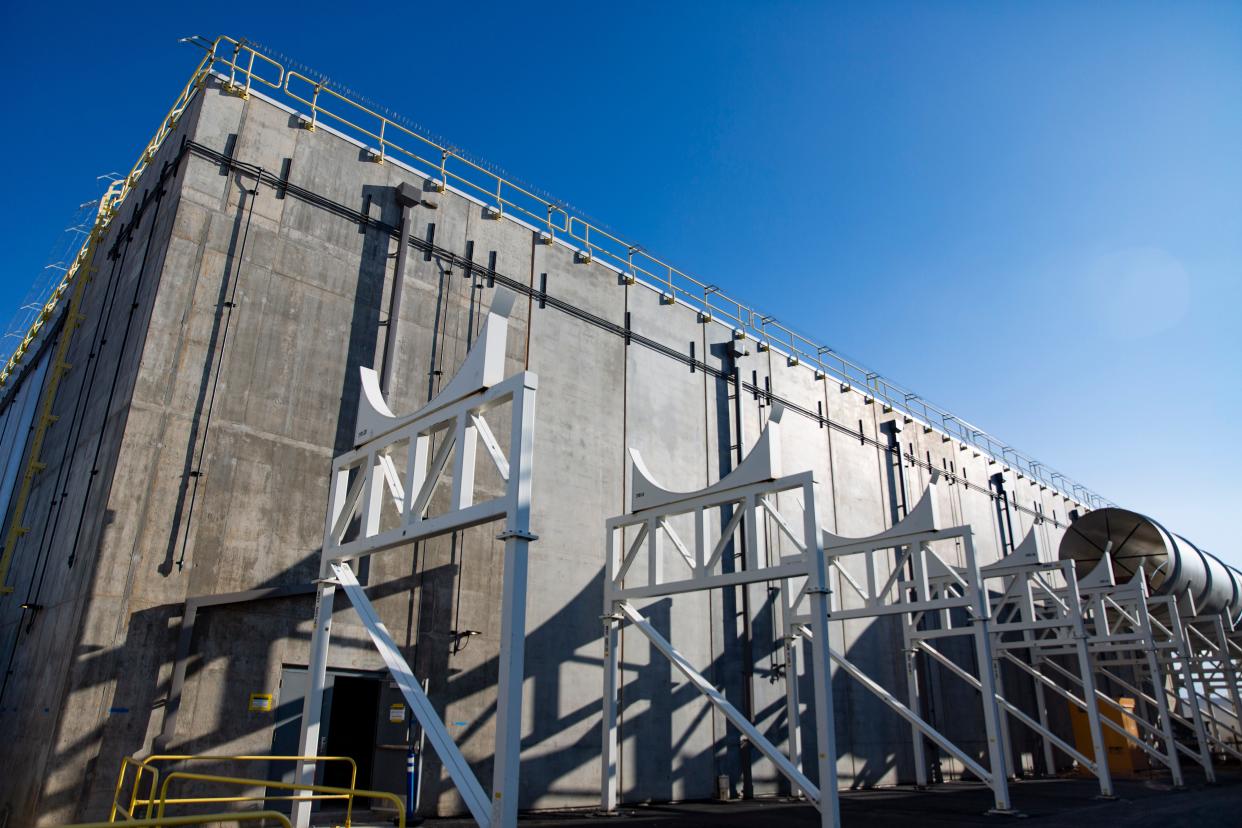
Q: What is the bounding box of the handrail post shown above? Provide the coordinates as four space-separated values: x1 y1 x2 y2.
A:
125 763 145 822
228 40 241 89
108 759 129 822
346 759 357 828
143 765 161 820
310 84 321 131
245 49 256 97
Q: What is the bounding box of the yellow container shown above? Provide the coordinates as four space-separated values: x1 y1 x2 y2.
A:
1068 696 1149 776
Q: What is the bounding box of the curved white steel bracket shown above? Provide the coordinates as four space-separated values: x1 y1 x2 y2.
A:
355 288 518 447
629 403 784 514
602 403 841 826
822 471 943 550
1077 549 1118 590
301 285 535 828
981 528 1051 575
786 471 1013 813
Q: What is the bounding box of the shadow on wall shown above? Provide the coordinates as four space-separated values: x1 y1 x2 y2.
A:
0 148 192 826
30 549 321 818
15 166 402 820
15 157 1060 823
157 174 396 578
332 183 398 456
157 171 256 578
36 543 757 814
42 163 522 818
37 541 1029 822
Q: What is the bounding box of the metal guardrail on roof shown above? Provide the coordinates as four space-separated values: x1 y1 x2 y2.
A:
0 34 1111 510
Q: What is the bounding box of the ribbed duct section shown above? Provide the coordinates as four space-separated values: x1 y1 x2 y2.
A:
1059 507 1241 621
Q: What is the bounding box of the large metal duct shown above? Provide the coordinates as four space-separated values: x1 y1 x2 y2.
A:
1059 507 1242 621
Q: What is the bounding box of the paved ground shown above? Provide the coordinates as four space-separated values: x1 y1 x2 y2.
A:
333 769 1242 828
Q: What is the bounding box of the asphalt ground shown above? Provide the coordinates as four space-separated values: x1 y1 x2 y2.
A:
327 768 1242 828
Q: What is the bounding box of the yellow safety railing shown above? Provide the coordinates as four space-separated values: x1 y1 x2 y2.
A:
0 33 1107 513
0 45 210 389
112 755 358 826
69 810 293 828
200 37 1109 509
150 772 404 828
0 36 265 598
0 187 118 594
110 757 161 822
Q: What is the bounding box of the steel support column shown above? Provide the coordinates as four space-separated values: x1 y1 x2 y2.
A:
490 381 537 826
292 581 337 828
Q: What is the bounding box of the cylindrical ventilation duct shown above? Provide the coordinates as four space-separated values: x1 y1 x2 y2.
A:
1059 507 1242 621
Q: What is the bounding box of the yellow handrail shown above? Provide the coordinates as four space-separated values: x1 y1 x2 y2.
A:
0 45 210 390
0 210 109 594
200 37 1105 506
114 755 358 825
110 757 160 822
0 32 1104 508
154 772 404 828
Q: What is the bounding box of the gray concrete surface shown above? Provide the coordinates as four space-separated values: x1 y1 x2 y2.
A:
0 75 1098 826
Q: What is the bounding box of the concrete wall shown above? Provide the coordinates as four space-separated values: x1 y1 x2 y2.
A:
0 76 1088 824
0 88 199 826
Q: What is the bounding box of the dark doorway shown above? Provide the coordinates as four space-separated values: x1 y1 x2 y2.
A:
323 675 381 802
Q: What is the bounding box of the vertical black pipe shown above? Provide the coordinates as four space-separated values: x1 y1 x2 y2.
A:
380 183 421 395
730 363 758 798
991 472 1016 556
881 420 909 522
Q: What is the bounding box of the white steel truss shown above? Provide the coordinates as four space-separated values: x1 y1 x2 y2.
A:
1178 613 1242 760
976 530 1114 797
1051 554 1211 787
600 406 843 828
1142 603 1239 771
783 477 1014 813
293 289 537 828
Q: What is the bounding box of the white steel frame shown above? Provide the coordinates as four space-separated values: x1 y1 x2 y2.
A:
1054 554 1209 787
600 406 843 828
1139 596 1240 772
783 477 1014 813
1178 613 1242 760
293 290 537 828
976 530 1114 796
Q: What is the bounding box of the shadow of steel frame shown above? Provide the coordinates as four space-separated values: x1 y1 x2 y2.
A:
294 290 537 828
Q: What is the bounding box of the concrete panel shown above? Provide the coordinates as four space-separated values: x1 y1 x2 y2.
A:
698 317 789 796
621 286 715 803
520 238 625 809
822 385 909 787
0 107 193 824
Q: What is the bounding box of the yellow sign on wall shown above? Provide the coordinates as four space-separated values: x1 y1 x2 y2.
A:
248 693 273 713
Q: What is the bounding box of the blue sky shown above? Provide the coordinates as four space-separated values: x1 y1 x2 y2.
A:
2 2 1239 565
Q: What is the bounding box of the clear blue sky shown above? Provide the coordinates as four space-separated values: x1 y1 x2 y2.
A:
2 2 1239 565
